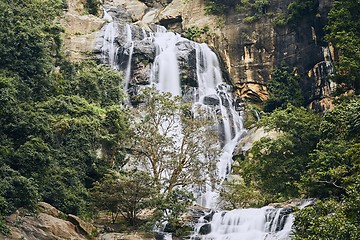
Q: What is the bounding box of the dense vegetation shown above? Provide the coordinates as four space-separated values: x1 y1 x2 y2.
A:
224 1 360 238
0 0 127 233
1 0 359 239
0 0 217 236
204 0 318 24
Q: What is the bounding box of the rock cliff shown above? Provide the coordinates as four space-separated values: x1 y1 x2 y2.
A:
63 0 336 109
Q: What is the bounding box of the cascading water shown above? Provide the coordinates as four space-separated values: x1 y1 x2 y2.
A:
101 10 118 69
98 9 294 239
191 207 293 240
124 24 134 91
150 26 182 96
193 43 245 209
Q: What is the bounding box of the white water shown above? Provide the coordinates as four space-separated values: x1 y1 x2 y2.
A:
192 207 293 240
192 43 246 209
151 27 182 96
124 24 134 91
99 14 294 239
101 10 118 69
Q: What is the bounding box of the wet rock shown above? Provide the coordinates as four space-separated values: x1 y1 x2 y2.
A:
198 224 211 235
203 95 220 106
203 211 215 222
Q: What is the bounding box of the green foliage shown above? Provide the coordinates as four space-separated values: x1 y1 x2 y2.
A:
0 0 63 100
182 26 210 41
92 170 156 225
129 88 219 193
325 0 360 93
219 179 265 209
152 189 193 237
294 196 360 239
203 0 237 15
41 167 90 215
204 0 270 21
242 105 321 200
264 66 304 112
85 0 101 16
272 0 319 27
286 0 319 26
0 165 39 215
236 0 270 22
242 97 359 237
0 217 10 236
60 61 124 107
0 0 129 220
300 98 360 198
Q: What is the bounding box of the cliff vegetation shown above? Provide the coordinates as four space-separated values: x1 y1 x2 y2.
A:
0 0 359 239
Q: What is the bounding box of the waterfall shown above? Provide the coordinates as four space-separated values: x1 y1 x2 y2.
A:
97 11 293 239
101 10 118 69
193 43 245 209
124 24 134 91
151 27 182 96
191 207 293 240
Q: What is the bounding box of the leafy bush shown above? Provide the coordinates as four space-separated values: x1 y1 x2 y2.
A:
264 66 304 112
85 0 101 16
183 26 210 41
204 0 238 15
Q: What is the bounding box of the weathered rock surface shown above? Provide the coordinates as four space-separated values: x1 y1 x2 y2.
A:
98 232 154 240
4 210 88 240
100 0 335 109
61 0 105 61
1 202 158 240
235 127 281 157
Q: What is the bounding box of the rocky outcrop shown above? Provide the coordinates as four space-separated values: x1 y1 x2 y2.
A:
3 204 89 240
2 202 158 240
234 127 281 158
99 0 336 109
61 0 106 61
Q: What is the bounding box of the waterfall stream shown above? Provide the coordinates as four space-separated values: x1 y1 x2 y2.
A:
98 9 294 239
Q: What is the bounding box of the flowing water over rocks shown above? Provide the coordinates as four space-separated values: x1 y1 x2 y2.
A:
95 5 294 240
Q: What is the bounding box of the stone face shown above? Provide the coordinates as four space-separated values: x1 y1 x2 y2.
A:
4 212 87 240
38 202 63 218
68 214 95 237
177 0 334 107
61 1 106 61
60 0 337 108
198 223 211 235
112 0 148 22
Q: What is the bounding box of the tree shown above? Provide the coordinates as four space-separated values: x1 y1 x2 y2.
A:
92 170 156 225
264 66 304 112
242 105 321 200
325 0 360 94
0 165 39 215
128 88 219 193
294 196 360 240
152 189 194 236
219 179 265 209
65 61 124 107
300 97 360 198
0 0 63 100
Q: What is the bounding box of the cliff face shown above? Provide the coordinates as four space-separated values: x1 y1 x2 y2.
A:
178 0 335 109
63 0 335 109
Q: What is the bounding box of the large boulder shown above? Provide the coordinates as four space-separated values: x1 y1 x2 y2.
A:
4 212 87 240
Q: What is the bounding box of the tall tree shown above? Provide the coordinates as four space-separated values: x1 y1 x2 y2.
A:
128 88 219 193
